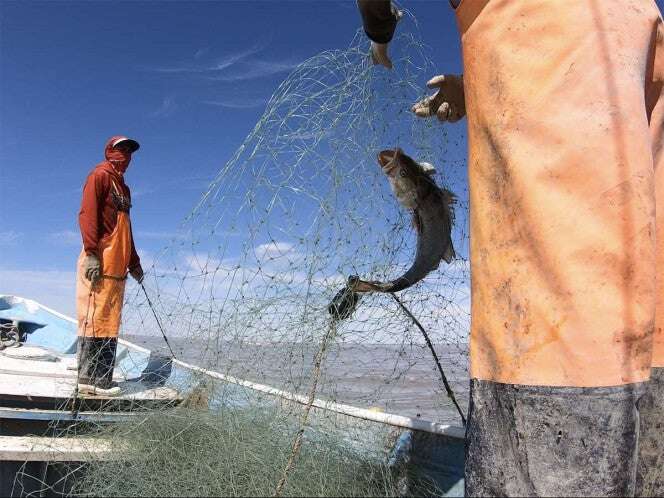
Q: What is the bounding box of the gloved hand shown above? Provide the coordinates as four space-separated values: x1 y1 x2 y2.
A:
83 254 101 284
129 265 144 284
411 74 466 123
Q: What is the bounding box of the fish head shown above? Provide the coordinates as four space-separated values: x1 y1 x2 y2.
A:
378 148 434 181
377 148 428 209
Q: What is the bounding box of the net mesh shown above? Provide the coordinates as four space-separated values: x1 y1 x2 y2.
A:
125 16 470 423
10 14 470 497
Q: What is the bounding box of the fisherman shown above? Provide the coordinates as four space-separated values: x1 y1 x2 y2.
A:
357 1 663 496
76 136 144 396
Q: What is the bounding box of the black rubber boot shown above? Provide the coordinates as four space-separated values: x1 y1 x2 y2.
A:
77 337 118 388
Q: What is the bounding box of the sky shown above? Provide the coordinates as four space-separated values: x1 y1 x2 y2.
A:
6 1 662 319
0 1 465 315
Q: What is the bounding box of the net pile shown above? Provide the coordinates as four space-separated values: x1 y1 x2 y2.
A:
15 15 470 497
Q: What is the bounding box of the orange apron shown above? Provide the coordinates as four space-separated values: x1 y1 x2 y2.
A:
76 182 133 338
652 17 664 368
456 0 663 386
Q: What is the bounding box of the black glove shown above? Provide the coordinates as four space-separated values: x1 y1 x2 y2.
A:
130 265 144 284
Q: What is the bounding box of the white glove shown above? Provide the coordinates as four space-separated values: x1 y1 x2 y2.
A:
411 74 466 123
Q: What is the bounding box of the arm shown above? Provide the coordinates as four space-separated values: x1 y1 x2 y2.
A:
128 229 141 271
78 170 106 257
126 186 143 282
357 0 401 69
128 228 144 283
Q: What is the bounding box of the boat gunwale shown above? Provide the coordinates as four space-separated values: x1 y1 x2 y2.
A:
1 294 466 440
0 406 140 423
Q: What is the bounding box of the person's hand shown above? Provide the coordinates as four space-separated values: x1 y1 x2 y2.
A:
371 42 393 69
369 8 402 70
411 74 466 123
130 265 144 284
83 254 101 284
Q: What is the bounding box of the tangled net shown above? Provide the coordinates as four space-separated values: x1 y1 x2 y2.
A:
126 16 470 423
71 405 447 497
15 14 471 498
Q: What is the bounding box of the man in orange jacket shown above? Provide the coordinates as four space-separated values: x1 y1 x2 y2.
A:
76 136 144 396
358 0 663 495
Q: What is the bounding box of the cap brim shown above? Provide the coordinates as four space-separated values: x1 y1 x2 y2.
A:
112 137 140 152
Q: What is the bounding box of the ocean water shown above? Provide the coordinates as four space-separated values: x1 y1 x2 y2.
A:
125 334 470 424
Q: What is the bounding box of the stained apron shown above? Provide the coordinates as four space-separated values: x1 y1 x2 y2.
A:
455 0 663 495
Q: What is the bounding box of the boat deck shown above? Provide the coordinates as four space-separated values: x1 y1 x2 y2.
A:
0 435 123 462
0 347 180 411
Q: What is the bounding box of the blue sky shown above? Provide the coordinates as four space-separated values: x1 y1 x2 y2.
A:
1 1 466 315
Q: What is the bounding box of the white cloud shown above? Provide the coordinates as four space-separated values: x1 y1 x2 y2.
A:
0 269 77 317
47 230 80 246
0 231 23 246
202 98 267 109
117 235 472 346
136 231 185 241
141 43 298 83
143 44 263 74
151 96 177 118
206 60 299 82
183 251 226 274
254 241 295 259
130 186 158 198
129 176 215 198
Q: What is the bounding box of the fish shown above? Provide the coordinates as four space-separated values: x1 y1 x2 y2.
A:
353 148 456 293
327 148 456 320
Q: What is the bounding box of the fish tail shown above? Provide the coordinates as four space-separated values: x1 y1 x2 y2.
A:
328 284 361 320
385 277 410 293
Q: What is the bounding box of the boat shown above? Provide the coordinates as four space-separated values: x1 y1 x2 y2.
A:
0 294 464 497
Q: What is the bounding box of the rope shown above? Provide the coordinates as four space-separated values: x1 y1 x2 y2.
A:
390 293 466 426
140 282 177 359
0 321 20 349
273 319 338 497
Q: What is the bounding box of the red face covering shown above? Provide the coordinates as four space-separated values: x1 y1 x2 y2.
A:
104 136 133 175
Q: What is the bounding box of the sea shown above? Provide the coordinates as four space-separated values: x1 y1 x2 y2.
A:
124 334 470 425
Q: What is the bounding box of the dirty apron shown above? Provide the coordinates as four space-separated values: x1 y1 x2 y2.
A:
455 0 663 496
76 182 132 386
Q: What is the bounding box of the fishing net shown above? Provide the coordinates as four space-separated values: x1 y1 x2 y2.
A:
10 13 470 498
126 14 470 424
